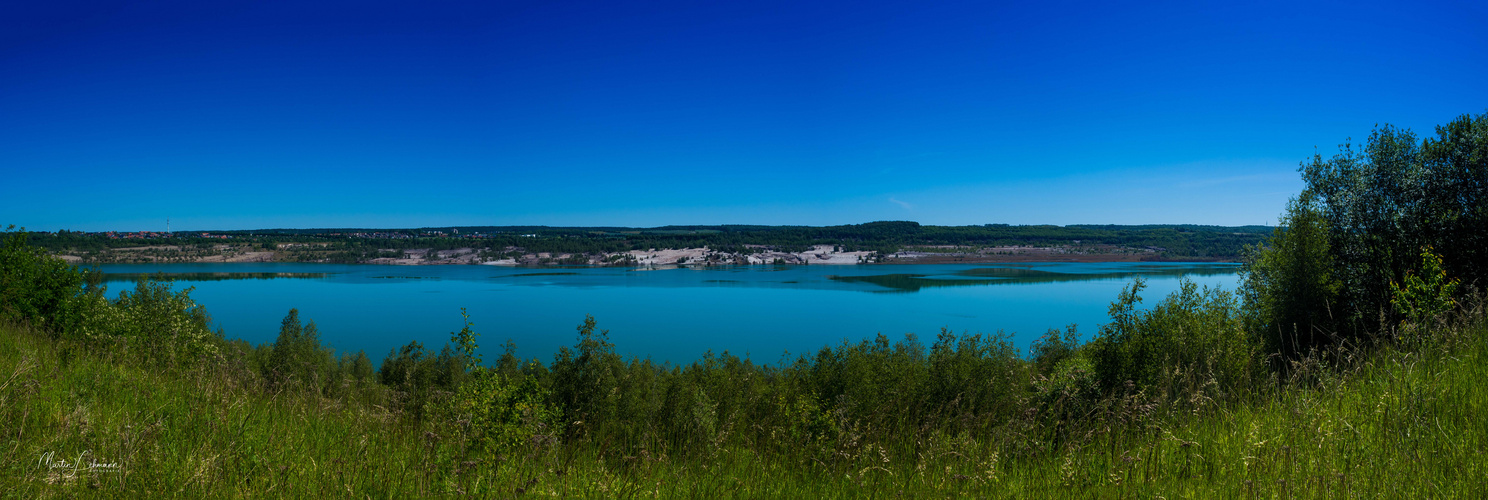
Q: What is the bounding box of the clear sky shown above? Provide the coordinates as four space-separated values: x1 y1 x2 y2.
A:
3 0 1484 232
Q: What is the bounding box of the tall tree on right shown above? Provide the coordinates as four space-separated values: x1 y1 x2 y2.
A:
1253 112 1486 349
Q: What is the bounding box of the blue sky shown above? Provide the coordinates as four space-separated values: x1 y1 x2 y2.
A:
3 0 1484 231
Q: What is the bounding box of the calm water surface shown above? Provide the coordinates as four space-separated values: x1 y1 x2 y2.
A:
92 262 1240 364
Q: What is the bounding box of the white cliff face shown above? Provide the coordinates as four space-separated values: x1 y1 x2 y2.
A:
799 244 873 264
618 245 872 266
233 244 880 267
626 248 710 266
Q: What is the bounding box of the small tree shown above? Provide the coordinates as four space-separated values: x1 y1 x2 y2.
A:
347 350 375 383
1030 324 1080 375
437 309 557 458
1389 247 1460 340
265 308 331 389
451 307 481 371
550 315 623 433
1241 197 1341 359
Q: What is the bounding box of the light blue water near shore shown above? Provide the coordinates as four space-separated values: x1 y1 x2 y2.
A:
91 262 1241 365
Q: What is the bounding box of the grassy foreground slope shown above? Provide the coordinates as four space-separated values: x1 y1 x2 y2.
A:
3 311 1484 498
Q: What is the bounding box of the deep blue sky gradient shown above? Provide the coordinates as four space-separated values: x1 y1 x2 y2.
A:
3 0 1485 231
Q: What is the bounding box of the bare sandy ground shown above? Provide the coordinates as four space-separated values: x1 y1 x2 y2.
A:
186 251 275 263
798 244 874 264
225 251 275 262
627 247 710 265
622 245 873 266
369 248 484 266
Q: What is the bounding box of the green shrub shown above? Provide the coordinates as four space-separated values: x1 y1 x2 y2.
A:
262 308 337 390
379 340 467 418
342 350 375 384
549 315 625 434
2 227 225 369
1241 197 1341 359
925 328 1026 426
84 278 219 368
0 226 84 331
804 333 927 430
442 367 557 458
1028 354 1100 447
434 310 559 460
1089 278 1260 405
1390 247 1461 343
1030 324 1080 375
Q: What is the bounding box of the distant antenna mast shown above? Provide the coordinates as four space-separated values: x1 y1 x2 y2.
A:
167 218 171 234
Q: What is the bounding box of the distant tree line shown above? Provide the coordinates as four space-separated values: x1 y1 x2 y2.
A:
29 221 1274 262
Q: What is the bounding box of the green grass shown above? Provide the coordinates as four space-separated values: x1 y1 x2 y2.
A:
3 315 1485 498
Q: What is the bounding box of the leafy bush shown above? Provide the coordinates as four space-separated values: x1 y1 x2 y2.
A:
76 278 219 368
0 226 84 331
341 350 375 384
549 315 625 433
1089 278 1259 405
262 308 337 390
1030 324 1080 375
3 226 226 369
429 310 560 459
1241 197 1341 359
925 328 1027 426
443 369 557 457
379 340 468 418
1028 354 1100 447
1390 247 1461 342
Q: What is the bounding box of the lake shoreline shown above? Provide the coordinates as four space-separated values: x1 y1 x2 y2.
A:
60 244 1242 267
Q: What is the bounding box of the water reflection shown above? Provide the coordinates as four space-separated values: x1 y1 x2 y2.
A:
97 263 1241 293
828 265 1239 292
827 274 1000 292
101 272 328 282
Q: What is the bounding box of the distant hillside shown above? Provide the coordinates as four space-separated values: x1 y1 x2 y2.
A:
29 222 1273 265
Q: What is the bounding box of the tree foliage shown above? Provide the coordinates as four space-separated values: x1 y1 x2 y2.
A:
107 278 218 366
1241 197 1341 358
1390 247 1460 334
0 226 84 331
1089 278 1258 401
29 221 1275 264
1297 112 1486 334
263 308 334 389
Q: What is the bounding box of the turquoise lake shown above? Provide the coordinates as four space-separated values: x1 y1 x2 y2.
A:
91 262 1241 365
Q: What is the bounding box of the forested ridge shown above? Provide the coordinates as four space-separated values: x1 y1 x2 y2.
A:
31 222 1272 264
